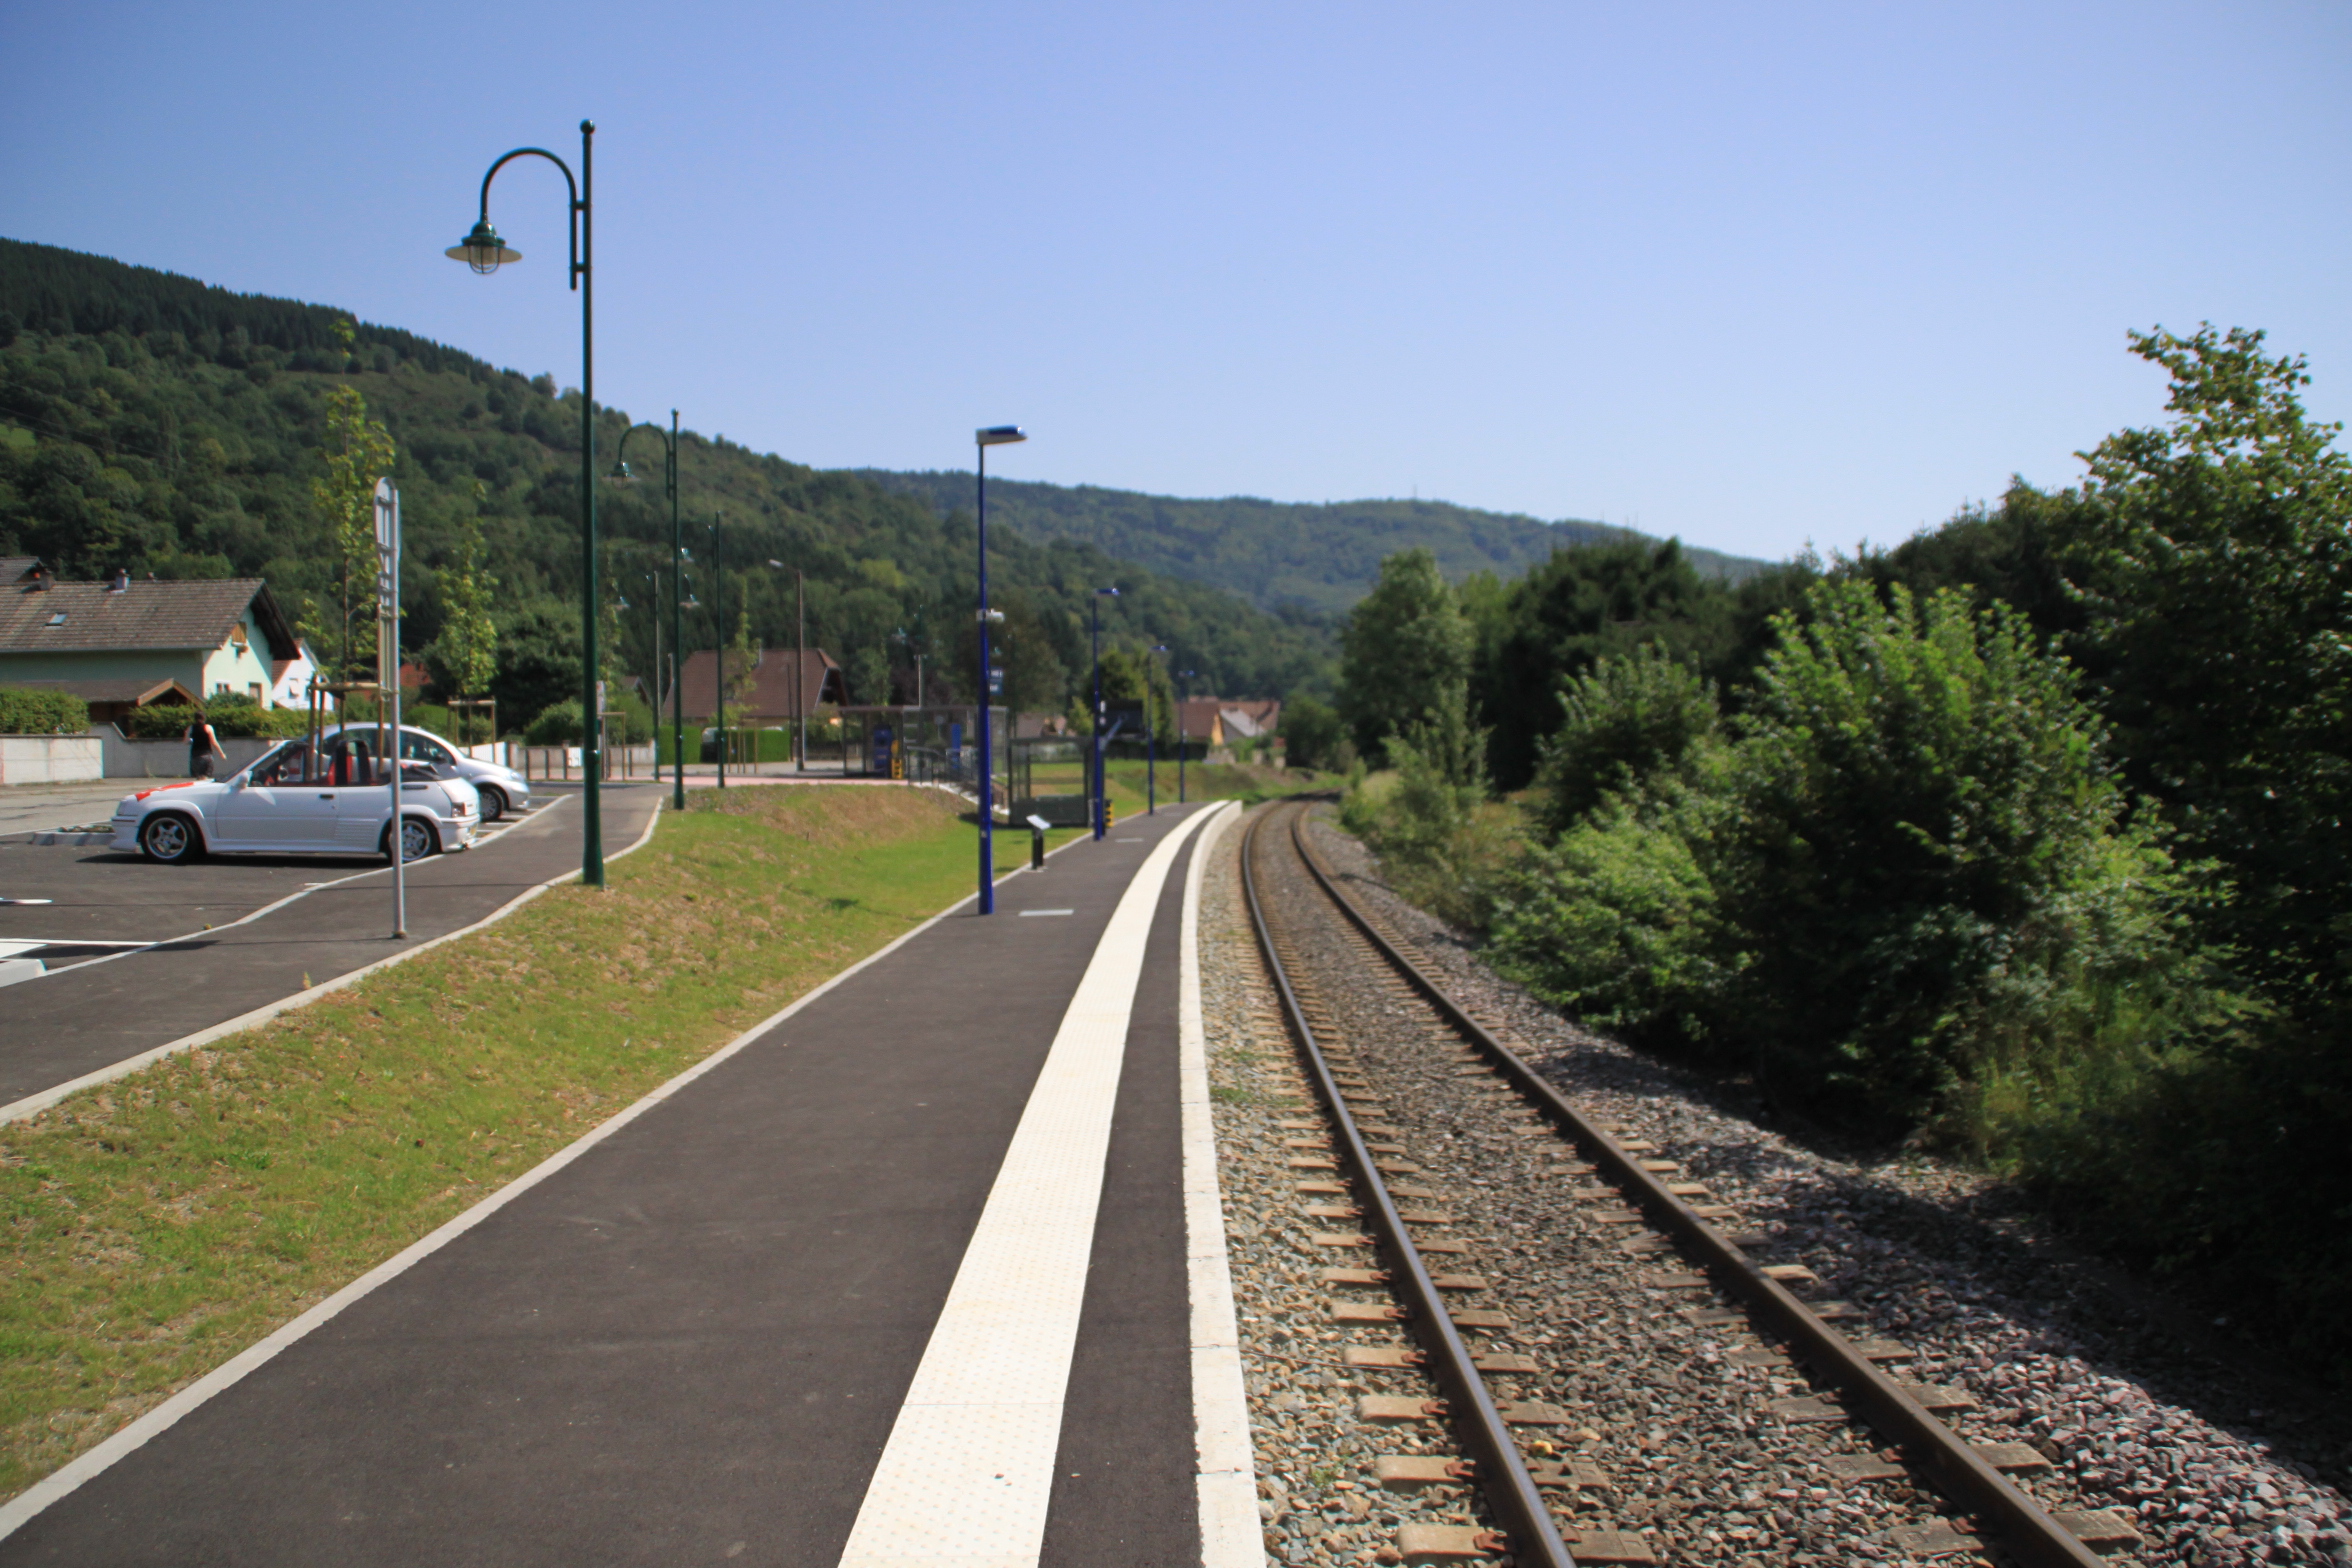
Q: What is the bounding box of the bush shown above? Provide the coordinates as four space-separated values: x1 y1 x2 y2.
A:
1340 698 1511 928
1279 693 1353 773
1532 645 1717 836
1709 580 2168 1128
524 699 584 746
0 686 88 734
121 700 306 739
1489 767 1738 1053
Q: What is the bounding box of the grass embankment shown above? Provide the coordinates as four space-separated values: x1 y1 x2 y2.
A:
1094 757 1337 816
0 785 1023 1499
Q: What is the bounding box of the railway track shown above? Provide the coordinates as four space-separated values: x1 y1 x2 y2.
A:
1237 796 2140 1567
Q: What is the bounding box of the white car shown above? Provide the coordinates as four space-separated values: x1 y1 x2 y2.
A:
316 722 532 823
112 733 479 865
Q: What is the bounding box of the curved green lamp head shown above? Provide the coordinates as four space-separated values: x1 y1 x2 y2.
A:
607 459 635 482
446 219 521 275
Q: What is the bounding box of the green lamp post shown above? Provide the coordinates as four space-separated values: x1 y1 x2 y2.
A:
447 120 606 887
612 411 685 811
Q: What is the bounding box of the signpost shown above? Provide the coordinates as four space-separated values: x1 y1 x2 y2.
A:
374 478 406 939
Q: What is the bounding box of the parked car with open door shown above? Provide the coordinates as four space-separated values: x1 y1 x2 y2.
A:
111 732 479 865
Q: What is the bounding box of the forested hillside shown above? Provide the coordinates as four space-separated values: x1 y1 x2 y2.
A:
0 237 1332 727
857 469 1769 616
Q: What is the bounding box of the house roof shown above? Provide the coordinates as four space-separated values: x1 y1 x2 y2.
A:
675 647 847 721
0 576 300 659
0 557 39 586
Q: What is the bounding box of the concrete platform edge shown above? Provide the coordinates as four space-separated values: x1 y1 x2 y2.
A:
1181 802 1268 1568
0 801 1043 1542
0 794 626 1127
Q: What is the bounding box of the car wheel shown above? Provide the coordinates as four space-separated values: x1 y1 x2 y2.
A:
139 813 201 864
382 816 440 863
476 786 507 824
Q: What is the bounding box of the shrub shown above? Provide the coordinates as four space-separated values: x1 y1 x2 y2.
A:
1280 693 1353 773
1532 645 1717 836
524 699 584 746
1489 773 1738 1052
121 700 305 739
1713 580 2177 1128
0 687 89 734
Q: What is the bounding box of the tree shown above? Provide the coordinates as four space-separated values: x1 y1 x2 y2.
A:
310 318 397 688
2046 325 2352 987
1339 548 1470 765
428 497 498 742
1279 693 1350 772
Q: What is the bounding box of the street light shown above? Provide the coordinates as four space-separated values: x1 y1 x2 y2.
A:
447 120 606 887
770 560 809 772
1147 643 1170 816
611 411 684 811
1176 668 1196 803
1090 587 1119 841
974 425 1025 914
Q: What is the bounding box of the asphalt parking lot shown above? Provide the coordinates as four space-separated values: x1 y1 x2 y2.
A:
0 782 664 1113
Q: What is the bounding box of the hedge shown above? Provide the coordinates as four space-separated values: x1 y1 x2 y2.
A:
0 687 89 735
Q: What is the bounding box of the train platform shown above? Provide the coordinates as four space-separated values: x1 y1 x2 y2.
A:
0 799 1261 1568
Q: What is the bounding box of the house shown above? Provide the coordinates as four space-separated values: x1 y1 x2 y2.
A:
1176 695 1283 747
674 647 847 723
0 560 316 724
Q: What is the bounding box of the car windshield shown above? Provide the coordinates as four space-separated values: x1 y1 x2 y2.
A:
246 738 394 787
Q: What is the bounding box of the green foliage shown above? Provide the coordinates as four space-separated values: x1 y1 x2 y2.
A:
1489 779 1735 1051
1338 548 1471 766
426 496 497 704
1278 693 1351 772
2047 325 2352 991
122 699 306 740
1711 581 2161 1127
0 686 87 734
1533 645 1717 836
524 700 584 746
0 239 1321 745
860 469 1768 617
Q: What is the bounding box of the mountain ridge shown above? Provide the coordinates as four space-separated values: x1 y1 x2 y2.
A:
852 468 1772 616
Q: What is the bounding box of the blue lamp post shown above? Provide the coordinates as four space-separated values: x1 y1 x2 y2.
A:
1176 667 1196 803
1147 643 1169 815
1090 586 1119 841
974 426 1025 913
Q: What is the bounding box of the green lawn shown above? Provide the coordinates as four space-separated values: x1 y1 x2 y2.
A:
0 785 1033 1499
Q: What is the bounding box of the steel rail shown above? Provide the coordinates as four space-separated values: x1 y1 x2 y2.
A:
1285 808 2108 1568
1243 801 1578 1568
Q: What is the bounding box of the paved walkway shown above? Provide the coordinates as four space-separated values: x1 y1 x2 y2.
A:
0 783 663 1114
0 800 1254 1568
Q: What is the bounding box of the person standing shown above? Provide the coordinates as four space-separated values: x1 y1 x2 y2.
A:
185 705 225 779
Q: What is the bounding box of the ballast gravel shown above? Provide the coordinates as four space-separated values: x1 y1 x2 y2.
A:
1251 804 2352 1568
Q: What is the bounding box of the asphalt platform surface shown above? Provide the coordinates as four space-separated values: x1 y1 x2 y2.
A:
0 783 663 1110
0 802 1213 1567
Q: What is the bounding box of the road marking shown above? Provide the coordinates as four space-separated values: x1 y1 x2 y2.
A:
1178 802 1264 1567
1018 908 1075 917
834 806 1221 1568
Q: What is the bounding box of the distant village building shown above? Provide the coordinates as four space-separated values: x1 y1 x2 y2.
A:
1177 695 1282 748
674 646 847 723
0 557 316 725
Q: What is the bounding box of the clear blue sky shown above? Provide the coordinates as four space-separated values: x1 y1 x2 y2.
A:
5 1 2345 563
